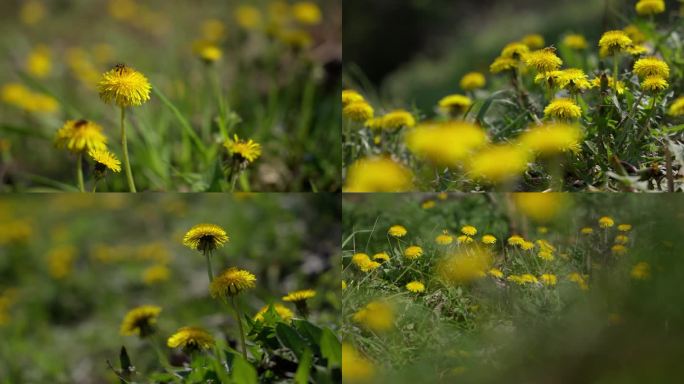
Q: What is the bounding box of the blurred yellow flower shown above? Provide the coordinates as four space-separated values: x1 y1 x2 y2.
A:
379 109 416 129
209 267 257 298
636 0 665 15
404 245 423 260
467 145 530 184
120 305 161 337
519 123 583 155
201 18 226 42
581 227 594 235
198 44 222 63
461 225 477 236
344 157 413 192
353 300 395 332
522 34 545 49
490 56 518 74
98 64 151 107
342 280 347 290
611 244 627 255
55 120 108 153
342 89 365 106
405 121 487 167
438 248 492 285
224 134 262 163
507 235 525 246
20 0 46 25
488 268 504 278
254 303 294 322
630 262 650 280
183 223 229 252
436 230 454 245
481 235 497 245
457 235 474 245
460 72 486 91
614 235 629 245
598 31 632 56
343 100 374 122
521 241 535 250
235 5 262 30
563 34 588 50
26 45 51 78
568 272 589 290
540 274 557 286
589 76 626 95
283 289 316 303
406 281 425 293
2 83 58 113
501 42 530 59
438 94 472 116
343 343 375 382
142 264 170 285
668 97 684 116
47 245 77 279
421 200 436 209
525 48 562 73
538 250 554 261
388 225 407 237
292 2 322 25
167 326 215 351
544 98 582 120
352 253 380 272
599 216 615 228
623 25 646 44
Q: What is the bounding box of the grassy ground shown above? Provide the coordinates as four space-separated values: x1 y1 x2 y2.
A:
0 194 341 383
342 193 684 383
0 0 341 192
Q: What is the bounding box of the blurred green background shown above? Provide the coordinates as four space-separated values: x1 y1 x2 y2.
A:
343 0 682 111
342 193 684 383
0 193 340 383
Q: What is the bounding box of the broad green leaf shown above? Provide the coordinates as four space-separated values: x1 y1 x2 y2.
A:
276 323 306 358
320 329 341 367
232 355 257 384
295 349 313 384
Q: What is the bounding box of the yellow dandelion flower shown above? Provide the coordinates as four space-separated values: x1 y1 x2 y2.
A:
540 274 557 286
618 224 632 232
89 148 121 173
404 246 423 260
507 235 525 246
634 57 670 79
436 230 454 245
614 235 629 245
224 134 261 163
488 268 504 278
292 2 322 25
26 44 51 78
537 227 549 234
353 300 394 332
521 241 535 251
534 70 563 88
55 119 107 153
461 225 477 236
525 48 563 73
437 192 448 200
198 44 222 63
98 64 151 107
630 262 650 280
623 25 646 44
544 98 582 120
598 31 632 56
344 157 413 192
537 251 554 261
343 100 374 122
183 223 229 252
568 272 589 290
581 227 594 235
380 109 416 129
507 275 523 285
235 5 262 30
521 34 545 49
20 0 46 25
47 245 76 279
481 235 497 245
457 235 474 245
283 289 316 303
589 76 626 95
209 267 256 298
438 94 472 116
501 42 530 59
557 68 591 92
563 34 588 50
201 18 226 42
460 72 486 91
342 280 347 290
438 248 492 284
611 244 628 255
388 225 407 237
520 274 539 284
120 305 161 337
668 96 684 116
641 76 668 93
626 44 649 56
636 0 665 15
372 252 390 263
421 200 436 209
351 253 381 272
405 121 487 167
467 145 530 183
599 216 615 228
167 326 215 351
406 281 425 293
519 123 583 155
254 303 294 322
342 343 376 382
342 89 364 106
490 56 519 74
536 239 555 253
142 264 170 285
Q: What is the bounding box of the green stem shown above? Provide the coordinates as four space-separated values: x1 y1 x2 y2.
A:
120 106 136 192
92 178 99 193
204 251 214 283
76 152 84 192
231 296 248 359
612 56 619 94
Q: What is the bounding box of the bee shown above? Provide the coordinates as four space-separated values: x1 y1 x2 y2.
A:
543 45 557 54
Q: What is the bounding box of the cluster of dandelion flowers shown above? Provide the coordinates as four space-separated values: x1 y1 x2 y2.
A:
351 253 381 272
405 121 487 167
209 267 256 299
344 157 413 192
254 303 294 323
224 134 262 163
388 225 407 237
519 123 583 156
636 0 665 15
98 64 151 107
120 305 162 338
89 148 121 176
598 31 633 57
183 223 229 253
544 98 582 120
438 94 472 116
460 72 486 91
525 48 563 73
55 119 107 153
167 326 215 352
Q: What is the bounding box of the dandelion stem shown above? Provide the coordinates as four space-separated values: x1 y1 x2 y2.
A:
612 56 619 94
120 106 136 193
231 296 248 359
76 152 84 192
92 179 99 193
204 251 214 283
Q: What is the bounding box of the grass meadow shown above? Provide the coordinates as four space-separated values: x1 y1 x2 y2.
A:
342 193 684 383
0 0 341 192
0 194 341 383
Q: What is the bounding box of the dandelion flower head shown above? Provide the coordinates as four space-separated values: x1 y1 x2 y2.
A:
167 326 215 351
522 34 545 49
388 225 407 237
55 119 107 153
342 89 365 106
405 121 487 167
282 289 316 303
404 245 423 260
353 300 395 332
460 72 486 91
406 281 425 293
379 109 416 130
342 343 376 382
481 235 497 245
641 76 668 93
343 100 374 122
98 64 151 107
668 96 684 116
373 252 390 262
209 267 257 298
461 225 477 236
438 94 472 115
182 223 229 252
254 303 294 322
525 48 563 73
224 134 262 163
544 98 582 120
120 305 162 337
563 34 588 50
599 216 615 228
635 0 665 15
598 31 632 56
633 57 670 79
89 148 121 173
436 230 454 245
631 261 650 280
519 123 583 155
